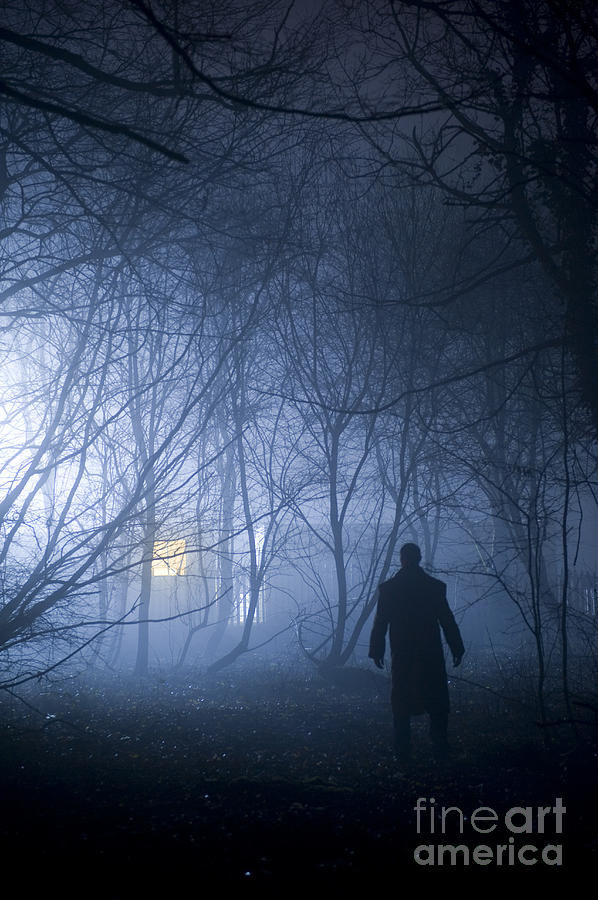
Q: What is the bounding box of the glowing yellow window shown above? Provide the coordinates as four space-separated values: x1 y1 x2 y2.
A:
152 540 186 576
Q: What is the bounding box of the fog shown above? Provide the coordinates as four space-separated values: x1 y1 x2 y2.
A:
0 0 596 886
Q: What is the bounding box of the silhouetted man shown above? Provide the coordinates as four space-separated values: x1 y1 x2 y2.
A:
369 543 464 763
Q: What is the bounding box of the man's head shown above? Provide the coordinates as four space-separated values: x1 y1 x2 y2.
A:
400 542 422 567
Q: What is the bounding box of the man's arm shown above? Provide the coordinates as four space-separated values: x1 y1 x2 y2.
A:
437 584 465 666
368 587 389 669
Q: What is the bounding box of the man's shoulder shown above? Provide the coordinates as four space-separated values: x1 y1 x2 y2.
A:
378 568 446 599
380 568 445 585
420 572 447 598
379 571 401 592
423 571 446 588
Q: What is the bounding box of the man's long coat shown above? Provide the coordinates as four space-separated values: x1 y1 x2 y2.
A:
369 565 465 716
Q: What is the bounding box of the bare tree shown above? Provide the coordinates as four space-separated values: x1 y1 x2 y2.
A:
349 0 597 437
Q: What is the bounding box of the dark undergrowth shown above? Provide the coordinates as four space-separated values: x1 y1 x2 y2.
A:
0 660 595 894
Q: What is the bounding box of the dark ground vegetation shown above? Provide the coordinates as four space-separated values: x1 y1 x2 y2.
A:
1 659 596 893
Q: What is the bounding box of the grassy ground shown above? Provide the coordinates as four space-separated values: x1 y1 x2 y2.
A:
0 663 595 893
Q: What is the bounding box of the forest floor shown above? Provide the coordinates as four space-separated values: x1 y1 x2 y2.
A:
0 660 596 894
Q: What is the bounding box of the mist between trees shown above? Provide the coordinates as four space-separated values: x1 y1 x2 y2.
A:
0 0 597 730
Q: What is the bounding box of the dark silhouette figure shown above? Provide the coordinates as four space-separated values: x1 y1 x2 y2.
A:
369 543 464 762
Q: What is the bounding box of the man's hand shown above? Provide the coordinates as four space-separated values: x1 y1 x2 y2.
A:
453 654 463 667
371 657 384 670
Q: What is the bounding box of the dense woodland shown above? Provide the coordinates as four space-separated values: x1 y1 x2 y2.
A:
0 3 597 880
0 0 598 884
